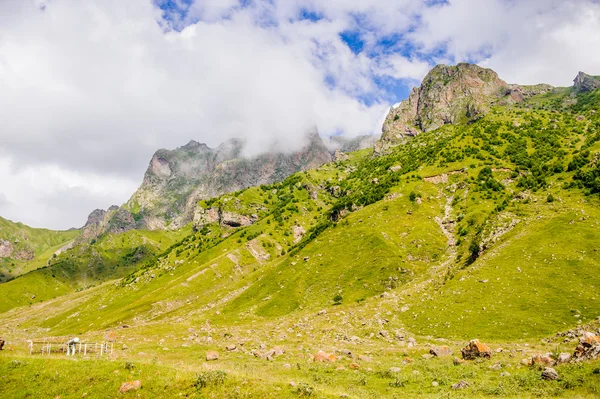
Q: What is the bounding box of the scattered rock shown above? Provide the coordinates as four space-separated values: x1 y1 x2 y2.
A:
574 331 600 361
317 309 327 315
461 339 492 360
453 357 465 366
226 344 237 351
500 372 511 377
121 344 128 350
314 351 337 362
390 367 401 373
557 353 571 364
531 354 555 367
407 337 417 348
541 367 559 380
421 354 434 360
451 380 470 390
431 381 439 387
119 380 142 393
349 363 360 370
205 351 219 361
358 354 373 362
430 345 453 357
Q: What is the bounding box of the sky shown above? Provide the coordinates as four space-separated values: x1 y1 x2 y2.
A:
1 0 599 230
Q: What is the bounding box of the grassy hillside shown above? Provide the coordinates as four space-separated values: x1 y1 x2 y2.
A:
1 84 600 397
0 216 80 282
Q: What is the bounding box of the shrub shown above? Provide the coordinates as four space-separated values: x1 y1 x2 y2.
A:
194 370 227 389
333 294 343 305
294 382 314 397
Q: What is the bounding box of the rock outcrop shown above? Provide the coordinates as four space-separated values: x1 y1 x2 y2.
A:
461 339 492 360
377 63 553 151
573 331 600 362
573 72 600 93
104 131 332 233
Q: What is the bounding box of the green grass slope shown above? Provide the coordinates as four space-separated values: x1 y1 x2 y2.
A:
0 216 80 281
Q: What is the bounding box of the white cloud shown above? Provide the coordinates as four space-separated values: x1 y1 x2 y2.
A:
412 0 600 86
0 157 136 229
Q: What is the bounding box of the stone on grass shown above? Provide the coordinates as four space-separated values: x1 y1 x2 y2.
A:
205 351 219 361
119 380 142 393
451 380 469 390
557 353 571 364
349 363 360 370
390 367 401 373
358 354 373 362
225 344 237 351
430 345 453 357
461 339 492 360
453 357 465 366
313 351 336 362
531 354 555 367
573 332 600 361
541 367 559 380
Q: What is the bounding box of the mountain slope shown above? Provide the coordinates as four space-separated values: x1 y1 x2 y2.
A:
0 216 80 282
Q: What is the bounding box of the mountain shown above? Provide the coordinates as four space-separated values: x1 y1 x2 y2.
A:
97 131 333 234
2 64 600 398
377 63 553 151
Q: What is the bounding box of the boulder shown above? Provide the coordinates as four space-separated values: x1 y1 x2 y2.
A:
358 354 373 362
430 345 453 357
557 353 571 364
461 339 492 360
453 357 465 366
451 380 470 390
531 354 555 367
541 367 559 380
205 351 219 361
119 380 142 393
573 332 600 362
313 351 337 362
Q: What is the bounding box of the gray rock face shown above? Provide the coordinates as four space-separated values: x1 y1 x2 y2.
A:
574 72 600 92
379 64 509 149
377 63 554 151
541 367 559 380
109 131 332 231
0 239 14 258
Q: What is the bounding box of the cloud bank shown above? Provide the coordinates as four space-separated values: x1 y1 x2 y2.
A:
1 0 599 229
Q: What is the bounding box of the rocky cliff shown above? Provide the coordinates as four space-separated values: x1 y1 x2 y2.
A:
574 71 600 93
102 131 333 232
377 63 553 151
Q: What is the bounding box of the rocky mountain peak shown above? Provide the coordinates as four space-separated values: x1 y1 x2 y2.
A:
101 131 333 233
84 209 106 228
573 71 600 92
378 63 509 149
181 140 211 152
377 63 553 151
